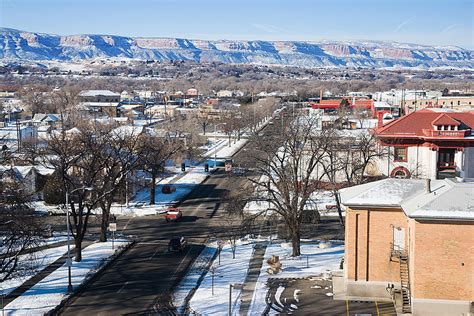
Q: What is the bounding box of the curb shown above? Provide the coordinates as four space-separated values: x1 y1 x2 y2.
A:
175 244 219 315
45 238 137 316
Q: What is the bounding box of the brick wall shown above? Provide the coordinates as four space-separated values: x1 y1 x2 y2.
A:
345 208 408 282
411 220 474 300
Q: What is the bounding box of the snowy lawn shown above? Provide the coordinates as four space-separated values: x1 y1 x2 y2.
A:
111 167 210 216
189 242 255 316
248 241 344 315
4 239 130 315
0 245 72 296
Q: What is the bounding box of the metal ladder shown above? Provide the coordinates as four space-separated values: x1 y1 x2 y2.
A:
399 251 412 313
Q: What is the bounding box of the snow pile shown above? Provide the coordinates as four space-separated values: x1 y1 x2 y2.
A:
248 242 344 315
0 245 72 296
188 242 255 315
4 239 130 315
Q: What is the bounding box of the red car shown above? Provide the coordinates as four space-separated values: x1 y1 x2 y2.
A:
164 208 182 222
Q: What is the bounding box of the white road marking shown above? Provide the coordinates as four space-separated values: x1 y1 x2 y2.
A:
122 217 132 233
149 247 161 260
173 247 192 277
117 281 129 293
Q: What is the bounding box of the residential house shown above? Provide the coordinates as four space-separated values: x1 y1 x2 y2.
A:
337 178 473 316
79 90 121 117
374 109 474 180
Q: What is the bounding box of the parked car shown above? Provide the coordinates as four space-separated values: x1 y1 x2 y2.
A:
161 185 176 194
168 236 187 252
164 208 182 222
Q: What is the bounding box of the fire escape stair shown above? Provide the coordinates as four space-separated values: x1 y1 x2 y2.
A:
399 253 412 314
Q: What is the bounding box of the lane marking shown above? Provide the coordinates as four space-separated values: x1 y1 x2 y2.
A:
375 301 380 316
117 281 129 293
122 217 132 233
346 299 349 316
173 247 192 277
149 247 161 260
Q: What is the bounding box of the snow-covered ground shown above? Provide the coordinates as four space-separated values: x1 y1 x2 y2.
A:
248 241 344 315
244 190 343 217
110 167 210 216
188 242 255 315
0 245 72 296
4 239 130 315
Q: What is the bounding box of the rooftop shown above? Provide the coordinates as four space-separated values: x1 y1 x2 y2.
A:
79 90 120 97
341 178 474 221
376 109 474 138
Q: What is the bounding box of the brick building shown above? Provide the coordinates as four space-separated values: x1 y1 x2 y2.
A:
374 109 474 180
337 178 473 315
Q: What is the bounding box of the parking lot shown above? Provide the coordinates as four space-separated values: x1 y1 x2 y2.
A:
265 277 396 315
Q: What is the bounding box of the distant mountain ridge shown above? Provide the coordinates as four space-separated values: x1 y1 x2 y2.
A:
1 28 473 69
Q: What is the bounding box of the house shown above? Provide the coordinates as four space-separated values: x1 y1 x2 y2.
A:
310 98 375 116
31 113 61 127
79 90 121 103
337 178 473 315
79 90 121 117
374 109 474 180
216 90 233 98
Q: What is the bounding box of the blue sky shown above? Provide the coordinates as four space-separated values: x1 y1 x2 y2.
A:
1 0 473 49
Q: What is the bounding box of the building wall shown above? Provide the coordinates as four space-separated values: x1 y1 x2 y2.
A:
345 208 408 283
376 145 473 180
410 220 474 301
461 147 474 178
375 146 436 179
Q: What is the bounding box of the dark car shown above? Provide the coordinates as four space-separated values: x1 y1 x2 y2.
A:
168 236 187 252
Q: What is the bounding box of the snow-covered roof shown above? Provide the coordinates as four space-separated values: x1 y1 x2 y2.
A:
341 178 474 220
79 90 120 97
402 179 474 220
32 113 60 123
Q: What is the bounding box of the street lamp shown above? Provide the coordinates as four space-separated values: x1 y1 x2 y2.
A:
65 186 93 293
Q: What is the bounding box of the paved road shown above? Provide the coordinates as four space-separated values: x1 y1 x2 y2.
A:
58 110 339 315
60 167 240 315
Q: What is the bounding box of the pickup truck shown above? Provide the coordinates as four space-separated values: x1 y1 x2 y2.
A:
164 208 182 222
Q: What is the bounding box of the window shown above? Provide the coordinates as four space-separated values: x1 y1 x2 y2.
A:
394 147 407 162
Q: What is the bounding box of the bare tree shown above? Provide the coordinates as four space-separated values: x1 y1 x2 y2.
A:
0 167 44 283
321 128 388 226
246 115 329 256
139 135 183 205
92 124 143 242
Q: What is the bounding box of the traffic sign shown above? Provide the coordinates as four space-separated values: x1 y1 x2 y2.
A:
108 222 117 232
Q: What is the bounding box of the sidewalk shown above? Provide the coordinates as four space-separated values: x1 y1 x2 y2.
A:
2 240 92 306
239 243 268 315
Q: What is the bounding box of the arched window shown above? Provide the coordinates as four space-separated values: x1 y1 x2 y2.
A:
390 166 411 179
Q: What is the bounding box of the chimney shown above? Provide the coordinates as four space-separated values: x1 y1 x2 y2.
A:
377 111 384 128
425 179 431 194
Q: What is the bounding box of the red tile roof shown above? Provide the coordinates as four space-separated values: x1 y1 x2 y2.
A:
431 113 461 126
376 109 474 138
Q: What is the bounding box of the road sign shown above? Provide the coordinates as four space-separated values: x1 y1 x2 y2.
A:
108 222 117 232
66 258 72 267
